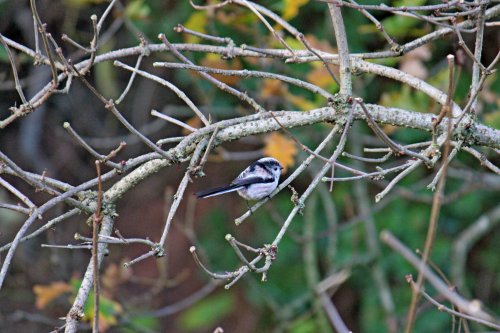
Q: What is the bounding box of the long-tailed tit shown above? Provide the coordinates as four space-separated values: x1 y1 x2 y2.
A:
195 157 283 201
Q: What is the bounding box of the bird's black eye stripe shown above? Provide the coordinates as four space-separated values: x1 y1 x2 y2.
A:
252 161 268 171
249 159 282 173
269 162 281 169
264 161 279 168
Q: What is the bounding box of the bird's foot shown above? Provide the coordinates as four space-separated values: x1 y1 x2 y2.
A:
246 201 254 215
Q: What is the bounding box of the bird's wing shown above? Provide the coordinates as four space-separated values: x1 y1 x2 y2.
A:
235 162 272 180
231 176 274 187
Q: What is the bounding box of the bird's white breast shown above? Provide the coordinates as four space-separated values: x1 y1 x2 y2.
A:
237 180 278 200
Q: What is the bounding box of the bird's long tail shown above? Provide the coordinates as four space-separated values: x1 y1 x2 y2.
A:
195 184 243 199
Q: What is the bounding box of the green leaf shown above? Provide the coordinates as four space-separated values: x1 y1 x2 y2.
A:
123 314 160 333
95 40 120 99
83 292 123 328
381 0 426 39
288 316 319 333
177 292 235 331
0 46 9 63
380 84 429 112
484 110 500 129
183 11 208 44
125 0 151 21
282 0 310 20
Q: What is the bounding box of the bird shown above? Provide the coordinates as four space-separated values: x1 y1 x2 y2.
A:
195 157 284 201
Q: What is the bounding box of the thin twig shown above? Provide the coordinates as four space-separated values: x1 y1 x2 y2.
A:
348 0 400 50
174 24 234 46
461 146 500 174
197 125 220 171
357 99 431 165
158 33 266 113
115 52 146 104
408 276 500 331
322 161 412 182
29 0 58 85
327 2 352 96
364 142 433 153
151 110 198 132
63 122 124 170
297 33 340 86
92 161 103 333
452 19 488 74
123 139 208 267
375 160 421 203
343 151 392 163
226 235 258 271
71 68 170 158
0 33 29 105
189 0 230 10
0 176 37 211
319 292 351 333
319 0 467 12
380 231 496 323
75 234 157 247
238 0 297 58
0 209 81 253
153 61 334 100
158 139 207 246
327 101 354 191
452 205 500 291
406 55 455 333
0 203 31 215
427 141 462 191
114 60 210 125
189 246 235 280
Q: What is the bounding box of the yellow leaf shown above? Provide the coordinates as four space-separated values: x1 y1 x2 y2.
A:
63 0 106 9
306 62 338 89
283 36 305 50
263 132 298 172
83 293 123 332
199 54 242 85
261 79 287 98
285 91 317 110
33 281 72 309
183 11 208 43
383 124 398 135
125 0 151 21
282 0 310 20
215 11 256 32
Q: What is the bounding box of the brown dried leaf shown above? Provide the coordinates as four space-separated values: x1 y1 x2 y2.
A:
182 116 203 136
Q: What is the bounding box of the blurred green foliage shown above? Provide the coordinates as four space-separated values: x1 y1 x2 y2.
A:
0 0 498 332
177 292 235 331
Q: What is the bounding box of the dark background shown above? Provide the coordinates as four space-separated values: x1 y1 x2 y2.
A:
0 0 499 332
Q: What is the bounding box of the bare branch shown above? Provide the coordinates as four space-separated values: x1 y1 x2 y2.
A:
381 231 497 323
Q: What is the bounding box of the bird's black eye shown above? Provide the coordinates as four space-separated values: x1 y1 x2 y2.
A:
273 167 278 171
